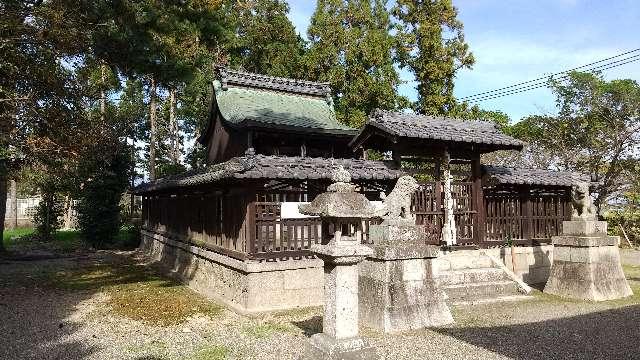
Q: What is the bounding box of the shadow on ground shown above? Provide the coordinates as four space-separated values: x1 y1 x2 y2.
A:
0 239 201 360
434 304 640 360
292 315 322 337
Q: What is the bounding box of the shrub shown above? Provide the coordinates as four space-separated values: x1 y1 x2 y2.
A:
76 142 131 248
606 208 640 246
33 191 64 241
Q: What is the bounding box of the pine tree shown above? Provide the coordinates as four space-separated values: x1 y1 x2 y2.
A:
393 0 475 115
227 0 306 78
306 0 404 128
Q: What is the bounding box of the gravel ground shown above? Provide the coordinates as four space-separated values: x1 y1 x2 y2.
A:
1 251 639 360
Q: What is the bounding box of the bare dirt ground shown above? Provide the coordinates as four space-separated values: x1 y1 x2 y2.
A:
1 249 639 360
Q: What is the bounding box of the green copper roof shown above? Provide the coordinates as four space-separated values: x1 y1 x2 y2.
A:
213 80 355 134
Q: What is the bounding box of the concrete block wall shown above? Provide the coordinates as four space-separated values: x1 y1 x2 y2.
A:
140 230 323 313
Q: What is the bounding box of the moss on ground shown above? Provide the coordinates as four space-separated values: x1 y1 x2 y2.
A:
186 345 229 360
50 260 223 326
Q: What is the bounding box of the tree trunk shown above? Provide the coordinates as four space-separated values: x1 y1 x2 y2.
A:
7 179 17 230
100 64 107 123
62 195 73 230
0 170 7 253
169 88 179 165
149 77 157 181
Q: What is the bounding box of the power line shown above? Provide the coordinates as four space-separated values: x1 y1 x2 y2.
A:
465 55 640 103
467 55 640 102
460 48 640 101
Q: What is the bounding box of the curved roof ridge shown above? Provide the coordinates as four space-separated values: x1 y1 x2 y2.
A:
217 66 332 97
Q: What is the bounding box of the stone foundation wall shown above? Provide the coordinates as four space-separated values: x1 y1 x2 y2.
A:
435 245 554 285
140 230 323 313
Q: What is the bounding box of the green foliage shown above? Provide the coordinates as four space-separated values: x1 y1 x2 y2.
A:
306 0 405 128
33 191 64 241
226 0 306 78
514 71 640 210
76 142 132 248
449 102 511 129
393 0 475 115
606 209 639 246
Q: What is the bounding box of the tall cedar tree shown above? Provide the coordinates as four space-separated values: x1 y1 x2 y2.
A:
306 0 404 128
227 0 306 78
92 0 226 180
393 0 474 115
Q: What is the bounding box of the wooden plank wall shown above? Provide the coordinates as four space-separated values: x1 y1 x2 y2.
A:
484 186 571 246
141 188 251 260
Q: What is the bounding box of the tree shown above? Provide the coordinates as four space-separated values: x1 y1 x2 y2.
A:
449 102 510 129
1 0 92 246
91 0 226 179
227 0 306 78
393 0 474 115
306 0 405 128
513 71 640 211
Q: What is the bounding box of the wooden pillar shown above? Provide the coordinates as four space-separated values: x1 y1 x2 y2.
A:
246 130 254 154
392 143 402 169
472 156 485 245
523 186 533 242
245 184 257 255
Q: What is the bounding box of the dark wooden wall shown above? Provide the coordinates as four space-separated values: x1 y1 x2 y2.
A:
483 185 571 246
141 180 572 261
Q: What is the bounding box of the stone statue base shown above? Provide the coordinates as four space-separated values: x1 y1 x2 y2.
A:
303 333 378 360
544 220 633 301
359 224 453 333
369 219 426 245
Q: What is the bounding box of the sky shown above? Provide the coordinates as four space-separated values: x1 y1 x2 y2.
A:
287 0 640 122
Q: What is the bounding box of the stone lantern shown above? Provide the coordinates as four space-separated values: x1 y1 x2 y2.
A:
299 166 378 360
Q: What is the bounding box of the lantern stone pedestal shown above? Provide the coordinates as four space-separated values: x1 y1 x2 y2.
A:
305 242 377 360
359 220 453 333
544 220 633 301
299 166 380 360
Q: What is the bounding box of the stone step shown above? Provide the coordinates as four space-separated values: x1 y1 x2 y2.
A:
439 268 509 286
450 294 534 306
444 280 521 302
436 251 496 271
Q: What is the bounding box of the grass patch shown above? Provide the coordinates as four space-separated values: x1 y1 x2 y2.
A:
187 345 229 360
2 227 35 248
125 340 168 355
51 261 223 326
242 322 294 338
624 265 640 280
3 227 137 253
2 228 83 253
53 230 83 252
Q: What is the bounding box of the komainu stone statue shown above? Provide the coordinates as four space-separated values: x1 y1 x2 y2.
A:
376 175 419 223
571 181 597 221
361 174 453 333
544 180 632 301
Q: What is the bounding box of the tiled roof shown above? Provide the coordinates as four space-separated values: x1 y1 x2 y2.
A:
351 109 524 150
133 155 402 194
218 67 332 97
483 165 591 187
214 68 355 134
